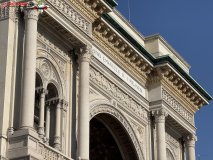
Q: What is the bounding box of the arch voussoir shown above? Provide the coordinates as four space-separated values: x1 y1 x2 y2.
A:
90 101 145 160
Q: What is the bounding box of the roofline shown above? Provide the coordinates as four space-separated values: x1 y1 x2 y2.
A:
101 13 213 101
145 34 191 70
103 0 118 8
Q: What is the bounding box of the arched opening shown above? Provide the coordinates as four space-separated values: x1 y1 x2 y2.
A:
90 113 138 160
46 83 58 100
46 83 58 147
34 73 43 130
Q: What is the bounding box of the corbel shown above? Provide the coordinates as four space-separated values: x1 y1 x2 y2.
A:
95 22 104 31
169 74 176 81
163 69 172 76
114 39 122 47
186 90 193 97
102 28 110 36
182 86 189 93
120 44 128 52
135 59 143 66
190 94 197 101
108 33 116 41
173 78 180 85
177 82 185 89
194 98 201 105
141 63 148 71
124 49 133 57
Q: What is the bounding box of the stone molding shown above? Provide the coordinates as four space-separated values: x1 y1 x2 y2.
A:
90 67 148 121
75 45 94 63
90 102 145 160
162 88 194 124
152 108 168 123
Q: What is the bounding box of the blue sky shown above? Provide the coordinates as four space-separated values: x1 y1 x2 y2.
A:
114 0 213 159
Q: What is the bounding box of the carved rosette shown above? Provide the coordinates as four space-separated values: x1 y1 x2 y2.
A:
75 45 94 63
185 134 197 148
152 108 168 123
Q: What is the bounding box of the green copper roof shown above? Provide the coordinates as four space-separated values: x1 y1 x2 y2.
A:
104 0 118 8
102 13 213 101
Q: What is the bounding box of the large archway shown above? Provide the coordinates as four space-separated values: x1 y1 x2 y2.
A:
90 108 141 160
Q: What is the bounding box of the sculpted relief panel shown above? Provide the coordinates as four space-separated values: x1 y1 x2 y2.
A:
90 67 148 121
43 0 90 34
162 88 193 124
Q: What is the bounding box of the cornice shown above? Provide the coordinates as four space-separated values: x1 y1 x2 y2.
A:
67 0 112 23
92 17 208 113
145 33 191 69
100 13 212 104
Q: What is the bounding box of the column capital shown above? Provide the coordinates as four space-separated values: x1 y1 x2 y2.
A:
152 108 168 123
185 134 197 148
75 45 94 63
21 7 43 21
36 87 48 96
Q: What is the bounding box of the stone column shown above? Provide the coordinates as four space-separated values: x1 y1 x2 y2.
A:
54 99 61 150
37 88 48 138
75 45 93 160
186 134 197 160
19 8 42 130
45 104 51 145
152 108 168 160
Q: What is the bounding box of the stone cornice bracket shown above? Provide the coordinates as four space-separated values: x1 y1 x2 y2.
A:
21 6 43 21
184 134 197 148
152 108 168 123
75 45 94 63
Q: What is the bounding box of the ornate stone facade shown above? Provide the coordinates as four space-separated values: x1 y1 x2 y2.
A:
0 0 211 160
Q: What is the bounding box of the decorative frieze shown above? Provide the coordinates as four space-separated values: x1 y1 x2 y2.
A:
90 67 148 120
162 88 193 124
44 0 90 34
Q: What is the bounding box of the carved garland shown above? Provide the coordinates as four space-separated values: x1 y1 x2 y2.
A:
90 67 148 120
90 102 145 160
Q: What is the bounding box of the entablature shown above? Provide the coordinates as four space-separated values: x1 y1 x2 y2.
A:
148 66 207 114
92 13 212 114
66 0 113 22
150 104 196 136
